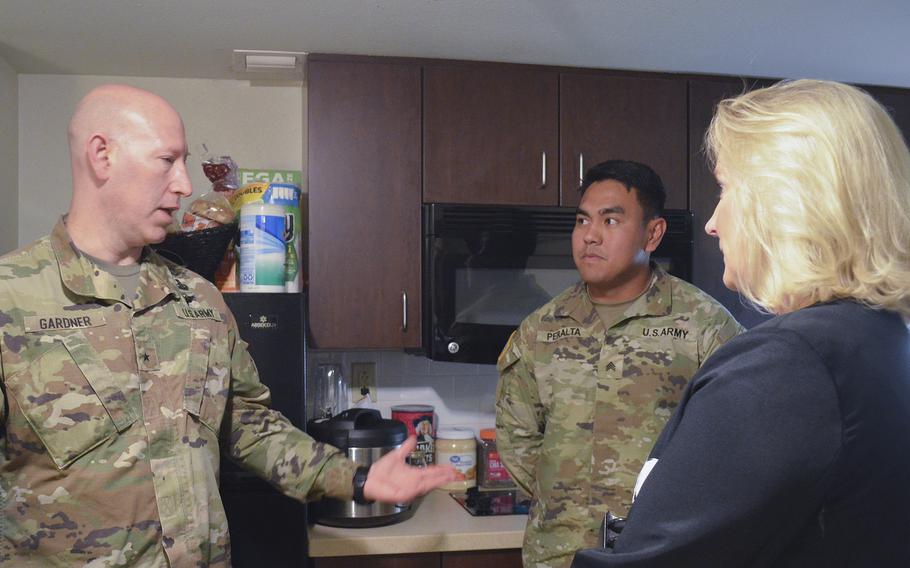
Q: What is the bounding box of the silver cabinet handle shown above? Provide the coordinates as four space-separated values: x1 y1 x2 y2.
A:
579 153 585 187
401 291 408 332
541 151 547 188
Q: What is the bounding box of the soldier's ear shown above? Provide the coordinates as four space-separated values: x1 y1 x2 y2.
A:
86 133 114 182
644 217 666 253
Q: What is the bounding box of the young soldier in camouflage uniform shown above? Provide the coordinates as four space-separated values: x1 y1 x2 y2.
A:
496 160 742 568
0 84 453 567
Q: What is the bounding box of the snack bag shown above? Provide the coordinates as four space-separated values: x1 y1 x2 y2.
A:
185 154 241 291
203 156 240 195
182 155 239 231
181 192 234 231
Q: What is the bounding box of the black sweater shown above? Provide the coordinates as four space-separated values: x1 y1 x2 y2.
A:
573 301 910 567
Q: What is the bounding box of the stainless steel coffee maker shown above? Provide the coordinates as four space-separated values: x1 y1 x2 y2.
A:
307 408 417 527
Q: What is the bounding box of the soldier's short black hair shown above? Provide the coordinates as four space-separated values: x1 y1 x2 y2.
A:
578 160 666 221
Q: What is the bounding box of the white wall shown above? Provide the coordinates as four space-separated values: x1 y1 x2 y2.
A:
17 75 303 246
0 57 18 255
310 350 500 433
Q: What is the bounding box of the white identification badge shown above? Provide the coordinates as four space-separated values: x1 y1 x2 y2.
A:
633 458 659 502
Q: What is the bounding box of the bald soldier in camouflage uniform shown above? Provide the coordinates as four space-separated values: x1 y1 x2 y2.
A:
0 84 452 567
496 161 742 568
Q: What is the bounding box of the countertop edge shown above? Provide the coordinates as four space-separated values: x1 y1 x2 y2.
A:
307 490 527 558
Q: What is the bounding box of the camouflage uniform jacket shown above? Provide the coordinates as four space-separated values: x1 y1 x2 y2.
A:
0 219 356 567
496 266 742 568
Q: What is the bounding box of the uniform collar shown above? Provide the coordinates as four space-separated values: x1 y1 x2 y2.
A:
50 217 178 309
556 263 674 325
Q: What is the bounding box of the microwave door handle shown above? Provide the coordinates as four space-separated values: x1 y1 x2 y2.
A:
401 291 408 332
540 151 547 188
579 153 584 187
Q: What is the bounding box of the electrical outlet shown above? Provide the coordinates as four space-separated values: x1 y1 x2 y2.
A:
351 362 377 403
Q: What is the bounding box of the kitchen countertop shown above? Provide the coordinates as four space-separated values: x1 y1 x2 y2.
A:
307 489 528 557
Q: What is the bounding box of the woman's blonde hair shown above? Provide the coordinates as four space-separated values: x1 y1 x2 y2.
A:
706 79 910 317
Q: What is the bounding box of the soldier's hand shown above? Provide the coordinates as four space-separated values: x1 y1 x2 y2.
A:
363 436 457 504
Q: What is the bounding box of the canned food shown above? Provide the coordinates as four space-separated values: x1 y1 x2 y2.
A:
391 404 435 465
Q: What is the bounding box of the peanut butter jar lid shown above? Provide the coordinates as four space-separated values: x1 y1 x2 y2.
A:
479 428 497 441
436 427 475 440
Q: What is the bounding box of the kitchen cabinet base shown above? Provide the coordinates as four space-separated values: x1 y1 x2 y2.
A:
312 549 522 568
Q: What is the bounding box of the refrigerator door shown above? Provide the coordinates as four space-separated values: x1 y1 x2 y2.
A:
221 292 308 568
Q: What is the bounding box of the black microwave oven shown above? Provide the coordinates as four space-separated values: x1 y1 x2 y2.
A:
422 203 694 364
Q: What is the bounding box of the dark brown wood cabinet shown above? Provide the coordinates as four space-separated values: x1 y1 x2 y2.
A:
687 77 780 329
423 63 559 205
313 552 438 568
307 58 422 348
312 548 522 568
866 85 910 143
307 55 910 345
441 548 523 568
560 73 688 208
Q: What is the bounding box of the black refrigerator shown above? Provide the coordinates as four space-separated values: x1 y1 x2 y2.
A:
221 292 309 568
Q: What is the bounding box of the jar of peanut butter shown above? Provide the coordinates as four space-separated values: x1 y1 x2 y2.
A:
435 428 476 491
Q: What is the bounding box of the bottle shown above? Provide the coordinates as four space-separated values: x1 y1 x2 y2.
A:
477 428 515 489
264 183 302 292
435 427 476 491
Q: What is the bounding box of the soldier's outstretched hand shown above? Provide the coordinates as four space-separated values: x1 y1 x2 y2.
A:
363 436 457 503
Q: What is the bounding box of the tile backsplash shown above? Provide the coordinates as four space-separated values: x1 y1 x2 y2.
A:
308 350 499 432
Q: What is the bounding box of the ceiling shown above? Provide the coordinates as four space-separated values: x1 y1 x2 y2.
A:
1 0 909 88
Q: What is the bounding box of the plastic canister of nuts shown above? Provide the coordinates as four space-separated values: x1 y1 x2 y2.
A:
477 428 515 489
436 428 476 491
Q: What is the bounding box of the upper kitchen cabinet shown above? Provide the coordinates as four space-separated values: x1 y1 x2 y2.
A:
865 85 910 142
308 58 422 348
560 73 688 209
423 63 559 205
687 78 773 329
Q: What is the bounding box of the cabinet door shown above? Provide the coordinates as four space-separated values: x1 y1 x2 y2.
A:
441 549 523 568
313 553 440 568
560 73 688 209
308 59 422 348
865 85 910 142
424 63 558 205
688 78 772 329
311 549 522 568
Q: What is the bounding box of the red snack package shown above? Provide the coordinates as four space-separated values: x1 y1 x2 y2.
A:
202 156 240 195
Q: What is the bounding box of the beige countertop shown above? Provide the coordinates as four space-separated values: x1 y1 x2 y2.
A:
307 489 527 557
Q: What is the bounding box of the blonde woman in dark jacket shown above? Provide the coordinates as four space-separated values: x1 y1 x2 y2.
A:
573 79 910 568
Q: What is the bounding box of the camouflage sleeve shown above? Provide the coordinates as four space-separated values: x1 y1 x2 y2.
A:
1 310 6 426
220 309 355 502
495 328 545 496
1 360 5 426
699 310 745 365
